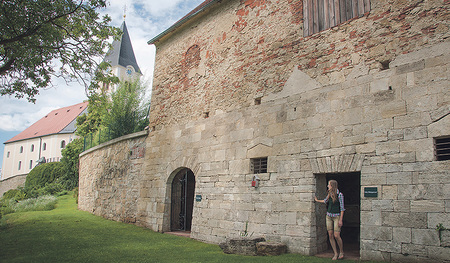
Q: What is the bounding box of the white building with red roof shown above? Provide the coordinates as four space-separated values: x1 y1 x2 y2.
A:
1 102 88 184
0 20 140 195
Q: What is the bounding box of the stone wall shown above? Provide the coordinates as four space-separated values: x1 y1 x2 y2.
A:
78 131 147 223
149 0 449 128
0 174 26 196
79 0 450 262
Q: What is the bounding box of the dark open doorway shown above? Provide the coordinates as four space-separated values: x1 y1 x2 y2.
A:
315 172 361 258
171 168 195 231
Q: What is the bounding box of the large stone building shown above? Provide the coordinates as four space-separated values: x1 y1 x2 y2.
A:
78 0 449 262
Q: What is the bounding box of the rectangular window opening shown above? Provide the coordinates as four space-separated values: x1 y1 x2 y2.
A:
303 0 371 37
435 136 450 161
251 157 268 174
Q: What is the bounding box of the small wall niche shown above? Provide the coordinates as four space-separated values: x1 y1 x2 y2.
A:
379 60 391 70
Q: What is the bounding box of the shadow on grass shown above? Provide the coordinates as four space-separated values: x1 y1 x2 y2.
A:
0 194 376 263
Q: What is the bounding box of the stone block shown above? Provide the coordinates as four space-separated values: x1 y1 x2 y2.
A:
370 77 389 93
411 200 444 213
219 237 266 256
361 225 393 241
401 243 427 257
396 59 425 74
372 200 394 211
427 213 450 229
360 249 391 262
376 141 400 155
393 200 410 212
428 113 450 138
382 185 398 199
377 164 402 173
440 230 450 247
386 172 412 184
428 245 450 262
382 212 427 228
393 227 411 243
378 241 402 253
256 242 287 256
361 211 382 226
386 152 416 163
412 228 440 246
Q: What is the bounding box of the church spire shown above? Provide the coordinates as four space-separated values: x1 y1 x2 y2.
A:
103 20 141 75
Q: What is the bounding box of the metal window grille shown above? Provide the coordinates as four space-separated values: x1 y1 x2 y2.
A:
251 157 268 174
435 137 450 161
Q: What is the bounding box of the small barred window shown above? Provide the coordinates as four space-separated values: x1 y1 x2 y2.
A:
251 157 268 174
435 137 450 161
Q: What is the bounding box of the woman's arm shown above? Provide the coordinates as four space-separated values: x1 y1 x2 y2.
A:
338 192 345 226
314 196 325 203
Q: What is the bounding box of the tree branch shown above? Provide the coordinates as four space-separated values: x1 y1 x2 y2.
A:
0 1 85 46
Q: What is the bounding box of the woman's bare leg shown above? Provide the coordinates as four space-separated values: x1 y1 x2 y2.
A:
334 231 344 259
328 230 338 260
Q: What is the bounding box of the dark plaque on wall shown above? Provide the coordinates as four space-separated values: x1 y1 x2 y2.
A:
364 187 378 197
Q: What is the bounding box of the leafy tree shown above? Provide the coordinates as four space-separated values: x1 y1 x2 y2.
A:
75 94 108 137
0 0 120 102
103 79 150 139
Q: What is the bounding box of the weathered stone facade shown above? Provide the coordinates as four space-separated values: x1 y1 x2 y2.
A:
79 0 450 262
78 131 147 224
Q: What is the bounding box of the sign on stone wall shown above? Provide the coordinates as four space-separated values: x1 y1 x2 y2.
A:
364 187 378 198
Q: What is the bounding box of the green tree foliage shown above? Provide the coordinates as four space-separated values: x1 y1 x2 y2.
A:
75 92 109 137
60 138 84 190
0 0 120 102
103 79 150 139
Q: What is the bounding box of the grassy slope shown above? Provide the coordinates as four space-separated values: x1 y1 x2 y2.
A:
0 194 370 263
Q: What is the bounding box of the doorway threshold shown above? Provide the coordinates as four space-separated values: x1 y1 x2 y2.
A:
165 231 191 238
315 244 360 261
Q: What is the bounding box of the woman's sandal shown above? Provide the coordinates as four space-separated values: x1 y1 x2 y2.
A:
332 254 338 260
338 253 344 260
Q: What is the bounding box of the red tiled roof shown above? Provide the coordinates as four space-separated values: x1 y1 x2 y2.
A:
4 101 88 143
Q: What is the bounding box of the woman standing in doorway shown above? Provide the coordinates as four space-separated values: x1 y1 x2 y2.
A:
315 180 345 260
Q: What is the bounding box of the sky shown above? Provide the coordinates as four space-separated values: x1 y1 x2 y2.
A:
0 0 205 170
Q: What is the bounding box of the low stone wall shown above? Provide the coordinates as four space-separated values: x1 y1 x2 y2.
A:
78 131 148 223
0 174 26 196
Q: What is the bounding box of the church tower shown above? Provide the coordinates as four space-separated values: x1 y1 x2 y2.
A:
103 20 141 91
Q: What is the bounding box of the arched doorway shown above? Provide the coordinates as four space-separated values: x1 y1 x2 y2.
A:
171 168 195 231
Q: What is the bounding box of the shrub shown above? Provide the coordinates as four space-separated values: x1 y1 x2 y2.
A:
12 195 57 213
0 199 17 216
25 162 65 191
0 217 7 230
73 187 79 204
2 188 26 201
40 182 65 196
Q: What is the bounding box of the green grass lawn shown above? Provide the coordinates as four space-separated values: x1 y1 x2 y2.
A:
0 194 374 263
